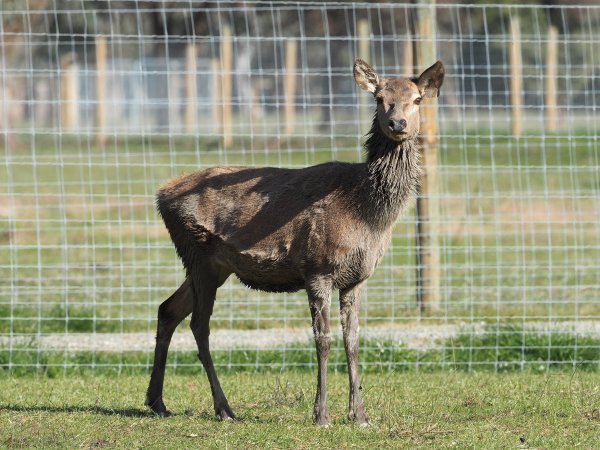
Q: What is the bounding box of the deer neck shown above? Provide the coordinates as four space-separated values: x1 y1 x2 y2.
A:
361 119 421 228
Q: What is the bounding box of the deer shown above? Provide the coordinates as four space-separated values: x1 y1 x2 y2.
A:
145 58 444 426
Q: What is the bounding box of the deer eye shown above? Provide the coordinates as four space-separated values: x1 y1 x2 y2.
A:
414 97 422 106
388 103 395 111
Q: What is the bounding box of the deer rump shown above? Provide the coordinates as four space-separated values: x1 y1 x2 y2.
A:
156 162 387 294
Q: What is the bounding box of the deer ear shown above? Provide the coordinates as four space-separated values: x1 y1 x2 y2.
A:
354 59 379 94
415 61 445 98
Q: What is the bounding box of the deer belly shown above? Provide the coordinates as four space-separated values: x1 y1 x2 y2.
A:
232 250 305 293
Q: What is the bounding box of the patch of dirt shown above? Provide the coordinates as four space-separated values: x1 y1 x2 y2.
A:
0 195 15 218
440 198 599 236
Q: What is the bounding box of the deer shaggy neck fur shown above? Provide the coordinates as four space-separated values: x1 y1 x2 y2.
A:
363 115 420 227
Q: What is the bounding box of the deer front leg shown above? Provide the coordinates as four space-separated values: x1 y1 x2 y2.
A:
307 277 332 426
339 283 368 426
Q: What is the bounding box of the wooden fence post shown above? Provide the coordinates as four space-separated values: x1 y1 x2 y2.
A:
358 19 371 128
211 59 222 135
95 35 107 146
403 37 413 76
60 53 78 131
509 16 523 137
185 42 197 134
284 39 297 135
545 25 558 132
415 0 440 313
221 25 233 147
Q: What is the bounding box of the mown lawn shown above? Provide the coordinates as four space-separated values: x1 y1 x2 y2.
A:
1 371 599 448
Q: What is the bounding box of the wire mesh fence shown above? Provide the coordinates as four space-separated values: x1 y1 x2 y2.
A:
1 1 599 374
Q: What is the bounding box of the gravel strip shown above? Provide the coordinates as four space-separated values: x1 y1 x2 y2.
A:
3 321 600 352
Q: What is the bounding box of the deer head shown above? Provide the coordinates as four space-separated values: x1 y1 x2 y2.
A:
354 59 445 141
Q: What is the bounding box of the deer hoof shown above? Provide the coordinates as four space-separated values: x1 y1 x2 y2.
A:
217 412 235 421
145 397 171 417
313 412 331 427
349 410 369 426
215 405 236 421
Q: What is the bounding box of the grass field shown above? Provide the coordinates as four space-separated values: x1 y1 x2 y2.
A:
1 371 599 448
1 132 599 336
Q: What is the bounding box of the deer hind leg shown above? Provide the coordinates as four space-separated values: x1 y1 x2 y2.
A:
339 283 368 425
307 277 333 426
189 268 234 420
146 278 193 416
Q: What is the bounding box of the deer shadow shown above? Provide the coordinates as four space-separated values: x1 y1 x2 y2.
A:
0 403 156 418
0 403 243 421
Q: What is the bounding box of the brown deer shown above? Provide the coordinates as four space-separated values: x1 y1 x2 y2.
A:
145 59 444 426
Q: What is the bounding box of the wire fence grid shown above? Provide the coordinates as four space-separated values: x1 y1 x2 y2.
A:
1 1 599 373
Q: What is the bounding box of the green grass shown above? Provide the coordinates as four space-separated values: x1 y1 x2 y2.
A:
1 371 600 448
2 326 600 377
1 132 599 333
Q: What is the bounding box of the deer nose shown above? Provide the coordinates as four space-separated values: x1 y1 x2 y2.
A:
388 119 408 132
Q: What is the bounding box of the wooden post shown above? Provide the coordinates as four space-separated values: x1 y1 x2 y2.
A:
509 17 522 137
167 68 181 133
0 82 14 148
415 0 440 313
95 35 107 146
284 39 297 135
60 53 78 131
185 42 197 134
211 58 222 135
358 19 371 128
545 25 558 132
221 25 233 147
403 37 413 76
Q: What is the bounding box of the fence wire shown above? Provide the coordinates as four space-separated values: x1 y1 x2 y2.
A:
1 1 599 373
